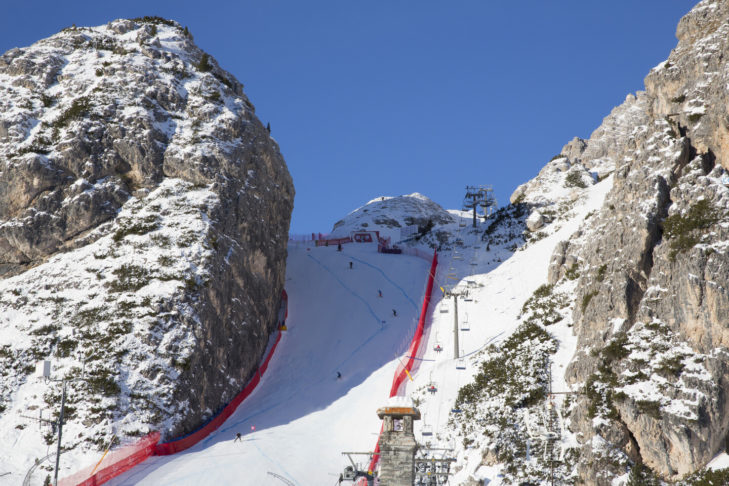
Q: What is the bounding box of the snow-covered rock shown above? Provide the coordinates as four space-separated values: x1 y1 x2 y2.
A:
526 210 545 231
0 17 293 480
330 192 456 247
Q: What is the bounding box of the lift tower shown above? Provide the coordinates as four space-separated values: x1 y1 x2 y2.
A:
463 186 497 228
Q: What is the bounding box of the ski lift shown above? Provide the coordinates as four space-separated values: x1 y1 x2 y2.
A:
451 406 463 414
433 343 443 352
455 358 466 370
460 321 470 331
469 260 478 266
341 466 357 481
421 424 433 436
453 255 463 261
427 371 438 393
524 401 566 462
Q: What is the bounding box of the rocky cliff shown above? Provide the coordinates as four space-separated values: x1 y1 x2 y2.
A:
0 17 293 477
534 0 729 482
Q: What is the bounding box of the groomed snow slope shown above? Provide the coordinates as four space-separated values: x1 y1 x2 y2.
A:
107 242 429 486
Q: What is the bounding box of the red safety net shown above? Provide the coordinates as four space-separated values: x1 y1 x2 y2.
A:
62 292 288 485
363 249 439 477
315 236 352 247
154 330 282 455
58 432 160 486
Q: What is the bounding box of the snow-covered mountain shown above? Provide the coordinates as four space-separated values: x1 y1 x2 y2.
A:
0 17 293 481
330 192 457 247
5 1 729 485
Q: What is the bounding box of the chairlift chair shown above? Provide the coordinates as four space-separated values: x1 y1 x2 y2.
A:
421 423 433 436
456 358 466 370
460 321 470 331
433 343 443 352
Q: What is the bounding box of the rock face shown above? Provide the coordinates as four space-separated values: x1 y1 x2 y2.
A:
539 1 729 482
0 17 293 476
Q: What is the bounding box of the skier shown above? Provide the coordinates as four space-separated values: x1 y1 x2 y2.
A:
337 242 342 251
234 432 242 442
336 371 342 379
378 289 382 298
392 309 397 317
349 261 353 269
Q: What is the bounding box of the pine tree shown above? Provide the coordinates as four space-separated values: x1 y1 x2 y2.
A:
197 53 211 72
626 461 659 486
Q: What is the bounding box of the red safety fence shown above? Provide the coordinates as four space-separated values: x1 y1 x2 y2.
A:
389 251 438 396
363 249 439 478
58 432 160 486
155 329 282 455
62 291 289 485
315 236 352 247
292 230 389 248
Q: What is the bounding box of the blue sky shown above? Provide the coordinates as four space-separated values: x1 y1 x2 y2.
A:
2 1 695 234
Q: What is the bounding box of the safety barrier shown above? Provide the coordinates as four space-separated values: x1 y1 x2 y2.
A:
62 291 288 485
58 432 160 486
363 249 439 477
291 231 390 249
398 247 434 262
154 329 282 455
315 236 352 247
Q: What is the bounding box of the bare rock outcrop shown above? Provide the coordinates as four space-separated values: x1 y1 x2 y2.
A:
541 1 729 482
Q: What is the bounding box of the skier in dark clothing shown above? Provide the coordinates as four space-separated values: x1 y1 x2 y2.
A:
336 371 342 379
378 289 382 298
234 432 242 442
392 309 397 317
349 261 353 269
337 243 342 251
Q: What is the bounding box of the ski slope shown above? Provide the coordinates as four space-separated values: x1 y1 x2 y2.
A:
108 242 430 486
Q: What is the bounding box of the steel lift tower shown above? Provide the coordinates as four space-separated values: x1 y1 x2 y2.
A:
463 186 497 228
